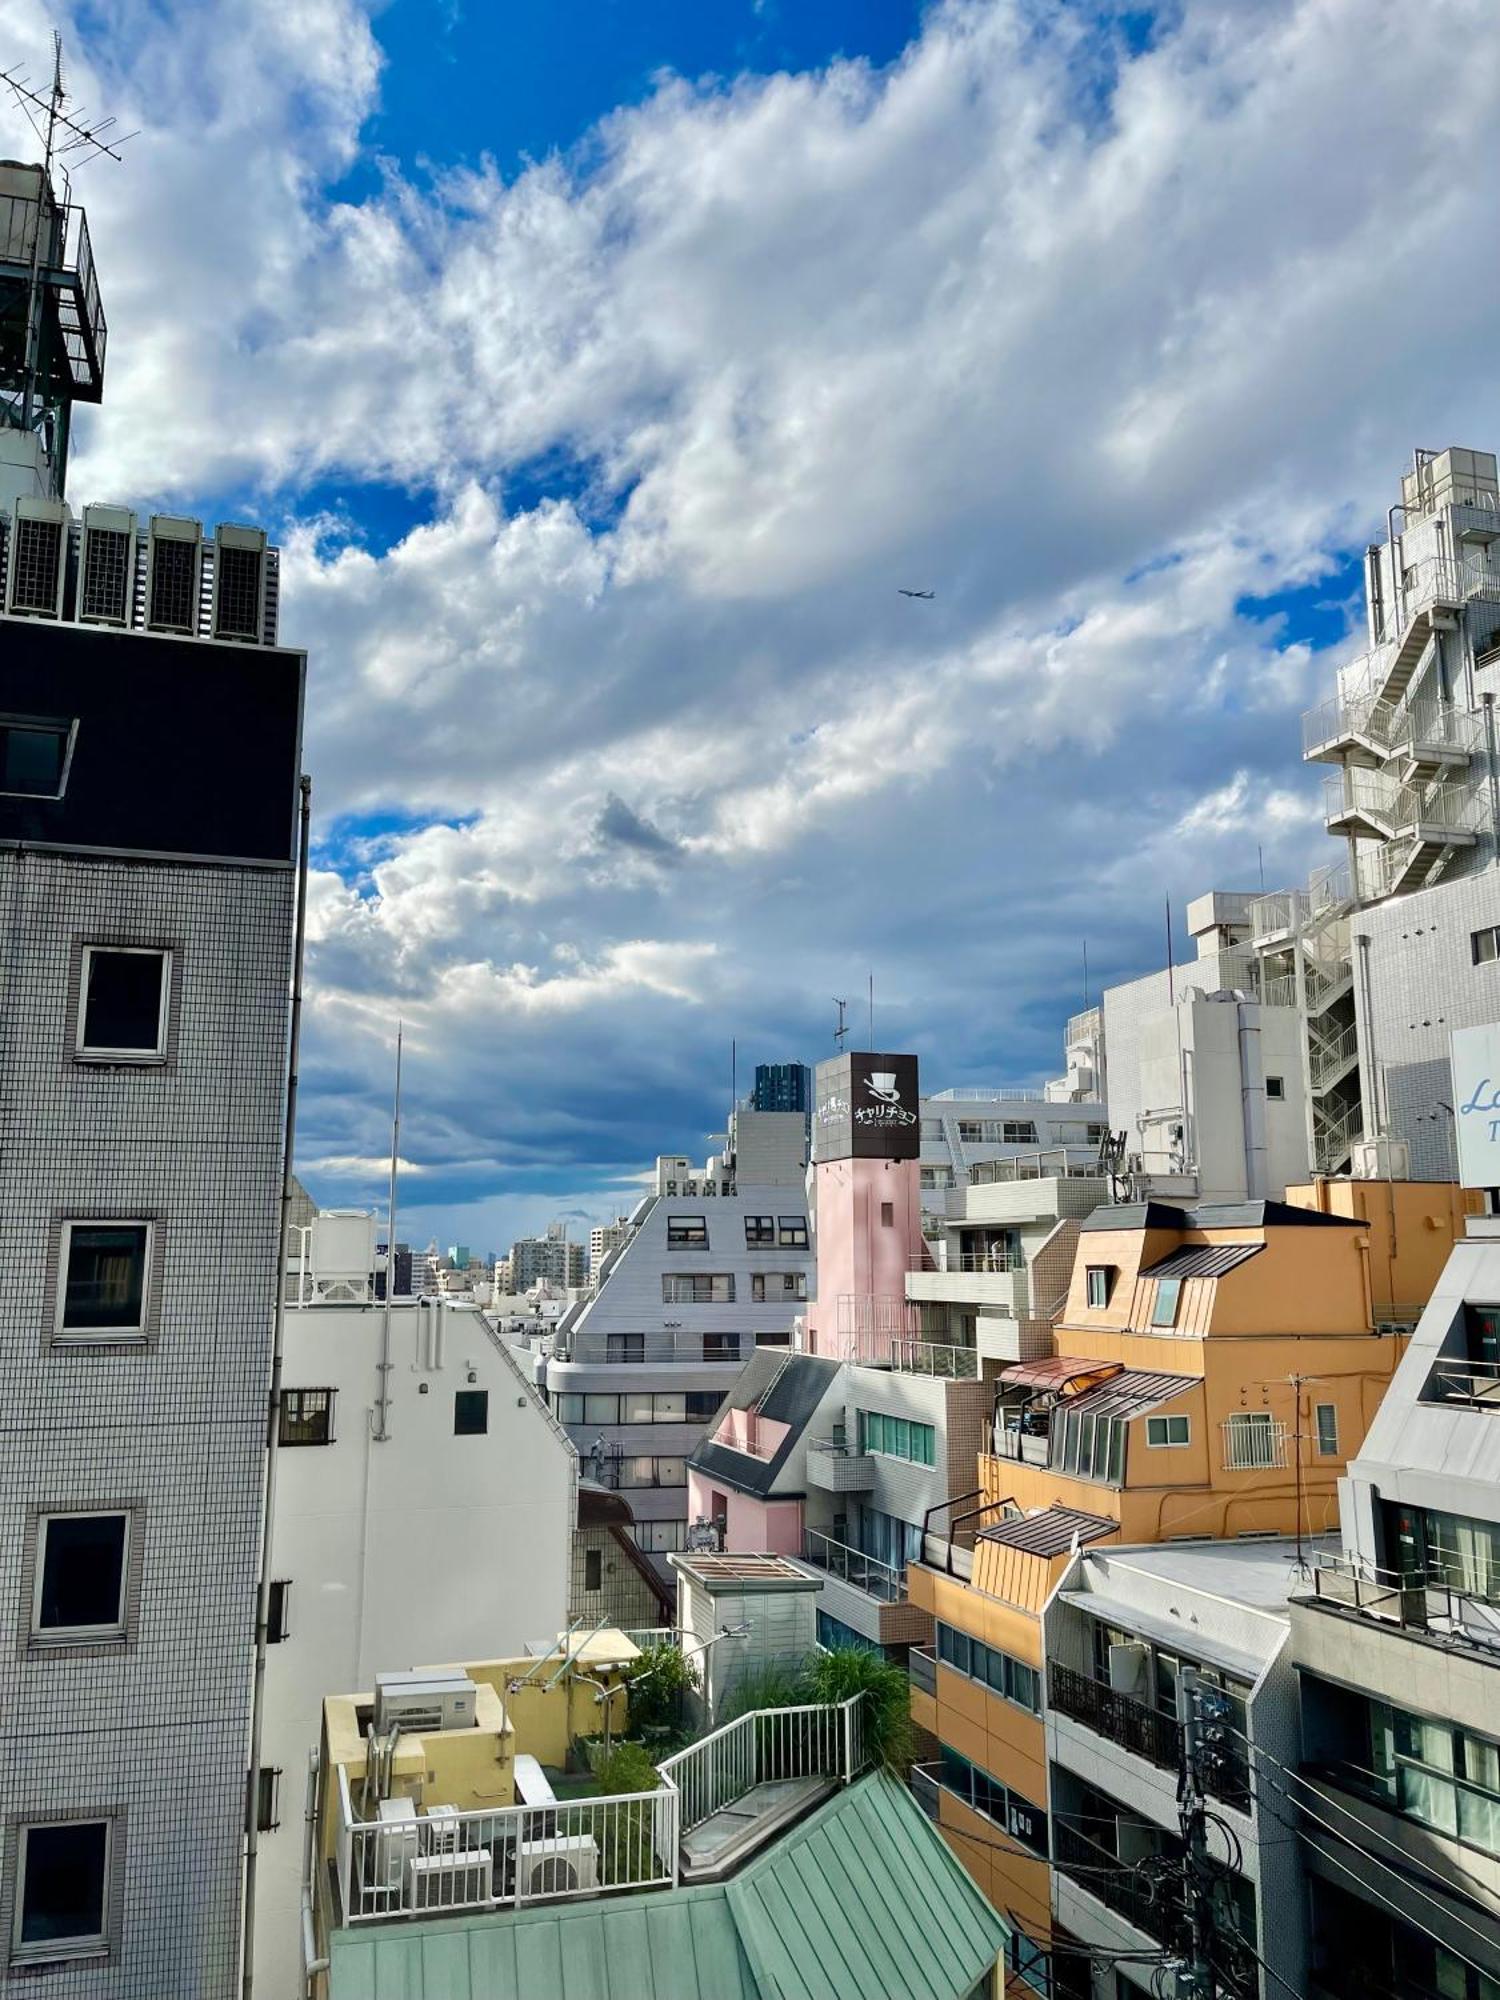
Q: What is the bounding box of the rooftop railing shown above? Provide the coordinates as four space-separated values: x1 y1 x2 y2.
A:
1425 1352 1500 1410
1304 1549 1500 1656
658 1696 862 1836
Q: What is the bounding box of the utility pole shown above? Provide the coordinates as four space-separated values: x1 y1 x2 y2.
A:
1176 1668 1218 2000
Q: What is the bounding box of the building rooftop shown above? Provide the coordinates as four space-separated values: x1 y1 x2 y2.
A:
1081 1199 1364 1234
323 1772 1008 2000
668 1552 817 1594
1086 1535 1340 1612
979 1505 1118 1557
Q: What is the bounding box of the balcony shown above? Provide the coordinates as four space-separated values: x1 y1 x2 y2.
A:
801 1528 904 1602
555 1333 748 1366
909 1762 941 1822
1424 1351 1500 1411
805 1437 876 1492
909 1646 937 1698
800 1529 930 1648
1221 1414 1288 1471
1303 1550 1500 1659
1049 1665 1250 1807
330 1696 867 1925
1052 1819 1187 1944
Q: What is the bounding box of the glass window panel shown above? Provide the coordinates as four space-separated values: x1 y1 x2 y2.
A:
555 1394 584 1424
1398 1765 1458 1835
584 1394 619 1424
652 1392 686 1422
1151 1278 1182 1327
18 1822 108 1948
2 723 69 798
62 1224 148 1332
81 950 167 1054
620 1393 655 1423
1459 1785 1500 1858
37 1514 127 1632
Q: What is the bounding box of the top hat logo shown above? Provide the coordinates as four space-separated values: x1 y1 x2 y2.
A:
866 1071 902 1104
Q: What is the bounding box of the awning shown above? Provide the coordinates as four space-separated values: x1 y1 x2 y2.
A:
999 1356 1123 1394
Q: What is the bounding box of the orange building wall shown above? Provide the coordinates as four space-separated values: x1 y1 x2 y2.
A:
1286 1178 1480 1312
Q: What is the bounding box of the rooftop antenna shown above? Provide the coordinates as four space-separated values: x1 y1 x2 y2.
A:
1 35 133 431
372 1022 403 1444
833 998 849 1052
868 972 874 1051
1082 938 1089 1013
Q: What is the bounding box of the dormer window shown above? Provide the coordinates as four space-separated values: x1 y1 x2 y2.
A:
0 713 76 799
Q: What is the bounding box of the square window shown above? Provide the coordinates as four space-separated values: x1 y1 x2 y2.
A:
1085 1266 1112 1309
777 1217 808 1248
1265 1075 1285 1101
454 1389 489 1435
0 715 75 800
77 948 169 1059
58 1223 150 1339
15 1819 109 1958
34 1512 128 1639
1474 927 1500 967
607 1333 644 1363
1150 1277 1182 1329
1146 1415 1191 1448
745 1216 775 1246
279 1389 334 1446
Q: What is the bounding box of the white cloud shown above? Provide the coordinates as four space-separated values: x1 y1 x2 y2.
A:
14 0 1500 1237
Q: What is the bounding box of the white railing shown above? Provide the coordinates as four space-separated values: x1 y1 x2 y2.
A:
888 1337 980 1379
834 1292 917 1338
914 1249 1025 1273
337 1778 679 1923
1220 1416 1288 1471
1312 1094 1361 1171
1308 1021 1359 1090
658 1696 864 1836
928 1086 1049 1103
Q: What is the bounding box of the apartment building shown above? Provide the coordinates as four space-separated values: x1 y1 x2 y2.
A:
505 1222 587 1292
526 1106 812 1572
588 1214 630 1281
253 1209 575 1999
918 1089 1108 1231
907 1197 1410 1992
302 1621 1008 2000
1255 445 1500 1175
0 164 304 1997
1290 1209 1500 1993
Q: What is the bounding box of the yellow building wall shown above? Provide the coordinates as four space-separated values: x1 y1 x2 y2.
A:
939 1792 1052 1948
1286 1178 1480 1312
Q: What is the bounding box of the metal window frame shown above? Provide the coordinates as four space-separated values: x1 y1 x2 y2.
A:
30 1509 130 1643
55 1219 152 1342
279 1387 336 1446
11 1816 112 1964
0 711 78 801
74 944 172 1061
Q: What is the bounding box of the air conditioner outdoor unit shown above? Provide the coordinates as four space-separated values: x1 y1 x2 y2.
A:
515 1834 599 1899
78 504 137 626
7 498 69 617
211 522 267 643
374 1671 479 1736
404 1848 493 1911
373 1797 419 1894
145 514 203 634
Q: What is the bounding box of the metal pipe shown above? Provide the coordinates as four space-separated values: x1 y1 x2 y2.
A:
242 773 313 2000
300 1752 329 1991
1387 504 1407 632
372 1024 403 1441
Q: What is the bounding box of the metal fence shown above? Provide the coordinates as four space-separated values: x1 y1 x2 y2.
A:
802 1527 906 1602
658 1696 863 1836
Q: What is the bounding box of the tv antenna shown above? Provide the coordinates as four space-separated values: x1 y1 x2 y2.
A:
833 998 849 1052
0 35 134 433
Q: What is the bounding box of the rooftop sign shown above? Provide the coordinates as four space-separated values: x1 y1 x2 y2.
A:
1451 1024 1500 1187
814 1052 920 1162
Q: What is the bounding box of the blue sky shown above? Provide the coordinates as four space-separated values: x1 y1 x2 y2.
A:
21 0 1500 1253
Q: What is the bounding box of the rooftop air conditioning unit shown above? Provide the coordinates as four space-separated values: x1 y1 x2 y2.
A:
374 1671 479 1736
78 504 138 627
515 1834 599 1899
7 498 69 618
145 514 203 635
373 1797 419 1895
404 1847 492 1911
212 522 268 643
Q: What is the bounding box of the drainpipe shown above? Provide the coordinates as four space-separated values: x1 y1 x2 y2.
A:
1483 695 1500 869
1387 504 1407 631
300 1752 329 1993
372 1025 403 1442
243 774 312 2000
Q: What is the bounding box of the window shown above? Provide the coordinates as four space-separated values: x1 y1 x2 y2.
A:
1003 1120 1038 1145
662 1274 735 1304
76 948 169 1059
267 1580 291 1644
1369 1698 1500 1859
617 1456 687 1489
33 1512 129 1640
279 1389 335 1446
666 1216 708 1249
584 1548 603 1592
554 1393 584 1423
817 1610 882 1655
702 1332 741 1361
1474 926 1500 966
1150 1277 1182 1328
57 1222 150 1340
686 1391 723 1419
14 1819 109 1960
858 1410 937 1466
1222 1410 1281 1470
751 1272 806 1302
1085 1266 1113 1309
777 1217 808 1248
454 1389 488 1435
255 1768 281 1834
1051 1408 1127 1484
745 1216 775 1246
1145 1414 1191 1449
1086 1123 1109 1144
938 1749 1049 1855
880 1201 894 1227
1314 1402 1339 1456
632 1519 687 1553
1265 1074 1286 1101
919 1166 953 1189
607 1333 645 1363
0 714 75 799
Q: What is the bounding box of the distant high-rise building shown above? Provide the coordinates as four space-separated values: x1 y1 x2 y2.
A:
752 1061 813 1116
0 158 306 1997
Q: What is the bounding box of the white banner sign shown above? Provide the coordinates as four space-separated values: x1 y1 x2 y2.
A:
1451 1023 1500 1187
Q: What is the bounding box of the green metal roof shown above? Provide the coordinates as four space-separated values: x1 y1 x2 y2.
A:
326 1773 1006 2000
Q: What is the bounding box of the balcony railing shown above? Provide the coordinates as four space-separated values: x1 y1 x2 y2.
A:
1049 1664 1179 1772
1425 1351 1500 1410
333 1697 865 1926
801 1528 906 1603
1305 1550 1500 1656
1052 1819 1185 1942
909 1646 937 1698
914 1249 1025 1274
909 1762 942 1821
1221 1416 1288 1470
556 1333 747 1365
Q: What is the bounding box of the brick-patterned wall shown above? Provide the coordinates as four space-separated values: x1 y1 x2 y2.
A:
0 849 292 1998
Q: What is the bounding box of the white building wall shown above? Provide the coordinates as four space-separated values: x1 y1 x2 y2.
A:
253 1295 573 2000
